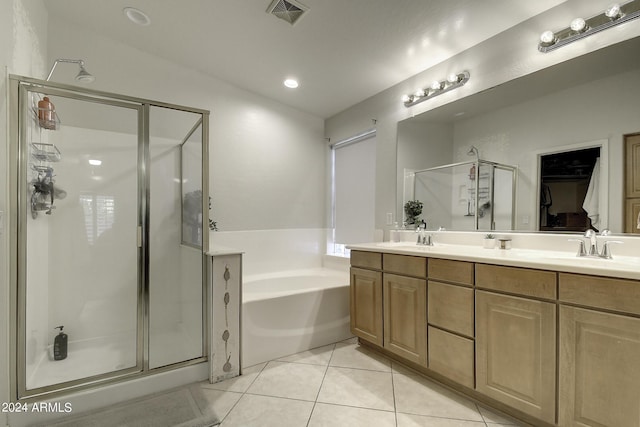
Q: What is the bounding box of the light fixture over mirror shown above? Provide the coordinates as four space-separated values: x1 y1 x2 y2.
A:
538 0 640 52
402 71 470 107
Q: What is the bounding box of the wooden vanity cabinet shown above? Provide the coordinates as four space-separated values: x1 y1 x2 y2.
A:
475 264 557 424
350 251 427 365
559 306 640 427
559 274 640 427
427 259 475 388
350 251 383 346
383 272 427 365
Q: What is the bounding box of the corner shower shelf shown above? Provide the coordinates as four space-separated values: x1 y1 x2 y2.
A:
31 106 61 131
31 143 61 162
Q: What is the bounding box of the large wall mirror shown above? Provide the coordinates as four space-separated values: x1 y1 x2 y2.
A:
397 35 640 234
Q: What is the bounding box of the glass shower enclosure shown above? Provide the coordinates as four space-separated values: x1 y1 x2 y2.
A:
404 160 517 231
8 76 210 399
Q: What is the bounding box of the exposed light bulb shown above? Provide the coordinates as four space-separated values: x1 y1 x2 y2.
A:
414 89 426 97
430 81 443 91
540 30 557 45
605 3 622 19
401 94 411 103
570 17 588 32
88 159 102 166
447 73 460 84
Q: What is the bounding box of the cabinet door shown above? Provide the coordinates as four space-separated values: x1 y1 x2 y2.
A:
476 291 556 423
625 134 640 198
559 306 640 427
350 268 383 346
383 273 427 366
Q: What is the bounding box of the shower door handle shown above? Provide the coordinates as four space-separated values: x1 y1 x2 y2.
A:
137 225 143 248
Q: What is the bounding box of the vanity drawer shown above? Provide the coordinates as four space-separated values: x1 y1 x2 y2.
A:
428 281 474 337
428 258 474 286
559 273 640 315
476 264 556 300
383 254 426 278
428 326 474 388
351 250 382 270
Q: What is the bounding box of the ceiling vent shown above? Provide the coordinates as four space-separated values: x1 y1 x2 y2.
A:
267 0 309 25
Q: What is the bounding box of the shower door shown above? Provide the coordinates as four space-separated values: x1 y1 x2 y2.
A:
10 76 209 400
16 85 143 396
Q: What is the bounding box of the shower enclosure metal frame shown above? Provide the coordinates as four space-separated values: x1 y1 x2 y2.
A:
408 159 518 230
8 75 211 401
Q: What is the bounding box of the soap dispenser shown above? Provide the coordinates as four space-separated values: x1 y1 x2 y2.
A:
53 326 67 361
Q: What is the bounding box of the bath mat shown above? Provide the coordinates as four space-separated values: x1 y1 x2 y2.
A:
40 383 220 427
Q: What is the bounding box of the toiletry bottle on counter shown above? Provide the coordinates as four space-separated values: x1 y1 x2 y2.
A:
53 326 67 360
38 96 56 129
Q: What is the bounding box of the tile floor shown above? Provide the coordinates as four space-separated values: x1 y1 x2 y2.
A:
198 337 528 427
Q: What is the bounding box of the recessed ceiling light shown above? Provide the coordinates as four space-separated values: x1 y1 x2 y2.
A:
123 7 151 26
284 78 299 89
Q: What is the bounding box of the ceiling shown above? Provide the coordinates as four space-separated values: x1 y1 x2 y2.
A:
45 0 566 118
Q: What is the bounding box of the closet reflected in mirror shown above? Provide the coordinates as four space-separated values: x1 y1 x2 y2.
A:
539 147 601 232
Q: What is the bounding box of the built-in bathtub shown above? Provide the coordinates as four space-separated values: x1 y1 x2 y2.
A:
242 267 351 367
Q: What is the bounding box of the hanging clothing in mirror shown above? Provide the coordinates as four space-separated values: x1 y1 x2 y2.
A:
582 157 600 230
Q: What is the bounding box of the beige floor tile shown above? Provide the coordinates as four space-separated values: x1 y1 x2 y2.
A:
330 342 392 372
308 403 396 427
202 362 266 393
220 394 314 427
317 366 394 411
193 387 243 421
397 412 487 426
479 405 524 425
393 373 483 421
276 344 335 365
246 361 326 401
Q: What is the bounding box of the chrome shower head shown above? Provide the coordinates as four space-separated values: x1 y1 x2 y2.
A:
46 59 95 83
467 145 479 160
75 64 95 83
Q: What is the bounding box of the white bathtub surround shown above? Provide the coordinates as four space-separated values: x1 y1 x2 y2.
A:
211 229 328 276
242 268 350 367
210 229 352 367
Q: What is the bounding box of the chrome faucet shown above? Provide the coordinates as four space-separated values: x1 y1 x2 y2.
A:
584 229 598 256
570 229 622 259
415 220 433 246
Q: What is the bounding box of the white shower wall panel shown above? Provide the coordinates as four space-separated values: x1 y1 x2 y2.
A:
46 125 138 345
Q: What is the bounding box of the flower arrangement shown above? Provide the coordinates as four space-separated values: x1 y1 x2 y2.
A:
404 200 423 225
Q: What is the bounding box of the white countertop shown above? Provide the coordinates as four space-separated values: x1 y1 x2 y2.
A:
348 241 640 280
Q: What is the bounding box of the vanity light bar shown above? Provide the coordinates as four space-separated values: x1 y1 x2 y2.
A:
402 71 470 108
538 0 640 52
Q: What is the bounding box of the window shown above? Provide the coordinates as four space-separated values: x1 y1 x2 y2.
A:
331 130 376 254
80 193 116 245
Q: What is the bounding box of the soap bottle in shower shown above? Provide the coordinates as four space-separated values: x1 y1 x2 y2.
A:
53 326 67 361
37 96 56 129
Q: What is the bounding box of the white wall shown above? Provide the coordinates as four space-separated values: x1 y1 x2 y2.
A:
325 0 640 236
396 121 452 226
45 22 327 233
